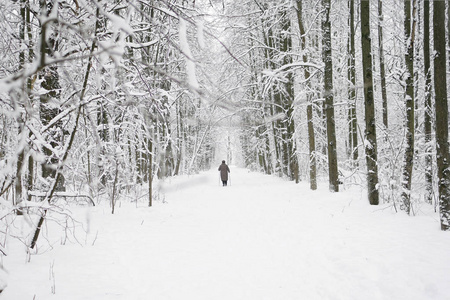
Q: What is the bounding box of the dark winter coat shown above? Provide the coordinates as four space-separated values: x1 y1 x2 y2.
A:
218 163 230 181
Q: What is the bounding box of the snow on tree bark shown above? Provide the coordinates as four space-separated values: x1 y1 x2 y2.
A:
179 18 199 90
401 0 416 215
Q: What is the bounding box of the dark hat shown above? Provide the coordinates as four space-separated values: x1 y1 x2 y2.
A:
222 160 225 163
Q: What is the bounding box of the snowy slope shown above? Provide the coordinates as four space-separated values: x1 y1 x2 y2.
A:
1 167 450 300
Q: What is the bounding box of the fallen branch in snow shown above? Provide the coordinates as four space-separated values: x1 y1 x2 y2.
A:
27 191 95 207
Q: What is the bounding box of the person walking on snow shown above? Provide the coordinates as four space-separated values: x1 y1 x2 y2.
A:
218 160 230 186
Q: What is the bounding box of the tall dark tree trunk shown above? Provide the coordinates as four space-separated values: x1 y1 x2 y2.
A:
447 0 450 71
264 121 272 175
14 123 25 212
15 0 28 212
280 10 298 182
31 3 100 248
401 0 416 215
39 0 64 191
97 99 109 186
322 0 339 192
348 0 358 164
141 3 154 205
433 0 450 230
26 0 34 201
296 0 317 190
27 152 34 202
307 104 317 190
423 0 433 204
378 0 388 129
263 27 282 176
361 0 379 205
174 98 182 176
146 130 153 207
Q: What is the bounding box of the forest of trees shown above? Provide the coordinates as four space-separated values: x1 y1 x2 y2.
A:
0 0 450 254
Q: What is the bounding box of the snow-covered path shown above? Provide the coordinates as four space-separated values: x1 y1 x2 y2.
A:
2 167 450 299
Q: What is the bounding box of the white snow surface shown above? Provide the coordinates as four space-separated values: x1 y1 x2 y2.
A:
2 167 450 300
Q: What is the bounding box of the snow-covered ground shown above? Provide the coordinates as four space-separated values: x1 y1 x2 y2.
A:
1 167 450 300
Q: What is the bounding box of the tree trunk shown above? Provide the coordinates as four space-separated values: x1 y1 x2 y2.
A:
401 0 416 215
361 0 379 205
14 131 24 213
322 0 339 192
26 0 34 202
348 0 358 164
31 4 99 247
447 0 450 71
263 28 282 176
296 0 317 190
378 0 388 129
281 19 298 182
147 134 153 207
39 0 64 191
15 0 27 213
27 153 34 202
433 0 450 230
307 104 317 190
423 0 433 204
